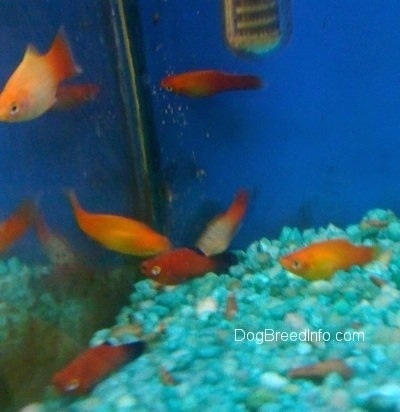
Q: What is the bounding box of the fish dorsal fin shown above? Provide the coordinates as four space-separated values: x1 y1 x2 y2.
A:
20 44 41 66
25 44 40 58
45 28 81 83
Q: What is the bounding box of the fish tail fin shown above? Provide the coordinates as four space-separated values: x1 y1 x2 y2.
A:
121 341 147 359
243 75 263 90
213 251 238 273
46 28 81 83
219 73 263 92
226 74 262 91
54 84 100 110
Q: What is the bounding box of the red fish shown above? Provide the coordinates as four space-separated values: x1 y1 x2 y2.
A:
0 200 35 253
279 239 379 281
140 247 236 285
160 70 262 97
0 28 81 122
52 341 146 395
67 190 171 257
196 189 249 256
53 84 99 110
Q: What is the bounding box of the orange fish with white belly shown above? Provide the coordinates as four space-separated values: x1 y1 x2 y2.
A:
0 200 35 253
0 28 81 122
67 190 171 257
161 70 262 97
35 213 78 267
196 189 249 256
279 238 380 281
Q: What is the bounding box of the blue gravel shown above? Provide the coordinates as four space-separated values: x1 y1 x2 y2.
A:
23 208 400 411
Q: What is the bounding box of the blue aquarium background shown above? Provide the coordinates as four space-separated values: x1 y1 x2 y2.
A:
1 1 400 411
139 0 400 248
1 1 400 249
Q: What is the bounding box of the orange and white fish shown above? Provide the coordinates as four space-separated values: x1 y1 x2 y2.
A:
34 212 97 299
66 191 171 257
161 70 262 97
52 341 146 395
279 238 380 281
0 200 35 253
196 189 249 256
53 83 99 110
0 28 81 122
35 213 79 268
140 247 236 285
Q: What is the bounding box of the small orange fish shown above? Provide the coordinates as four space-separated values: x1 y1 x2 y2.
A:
0 200 35 253
0 28 81 122
140 247 236 285
279 238 379 281
161 70 262 97
52 341 146 395
67 191 171 256
196 189 249 256
53 83 99 110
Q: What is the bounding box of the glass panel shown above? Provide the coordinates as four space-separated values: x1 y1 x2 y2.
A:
2 1 399 411
0 1 161 410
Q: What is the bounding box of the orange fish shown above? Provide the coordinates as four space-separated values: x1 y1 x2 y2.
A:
67 191 171 257
140 247 236 285
279 238 379 281
0 200 35 253
52 341 146 395
160 70 262 97
53 83 99 110
0 28 81 122
196 189 249 256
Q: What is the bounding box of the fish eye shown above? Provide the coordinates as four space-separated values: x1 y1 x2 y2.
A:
65 378 80 392
292 260 301 270
165 86 173 92
10 103 19 115
151 265 161 276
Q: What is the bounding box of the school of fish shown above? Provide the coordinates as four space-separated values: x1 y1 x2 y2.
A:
0 26 392 401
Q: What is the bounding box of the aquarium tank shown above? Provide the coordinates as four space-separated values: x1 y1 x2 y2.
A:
1 0 400 411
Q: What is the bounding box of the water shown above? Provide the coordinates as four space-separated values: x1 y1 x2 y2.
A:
1 1 400 410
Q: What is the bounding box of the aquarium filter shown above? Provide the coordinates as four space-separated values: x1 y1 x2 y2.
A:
223 0 291 55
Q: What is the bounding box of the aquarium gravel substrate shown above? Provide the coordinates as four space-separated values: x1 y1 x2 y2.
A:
22 208 400 411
